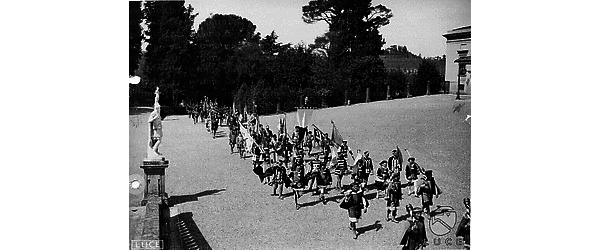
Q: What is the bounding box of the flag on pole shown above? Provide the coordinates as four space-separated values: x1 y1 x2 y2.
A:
296 108 314 128
278 117 284 136
331 120 344 147
284 114 288 139
239 121 260 153
312 124 326 144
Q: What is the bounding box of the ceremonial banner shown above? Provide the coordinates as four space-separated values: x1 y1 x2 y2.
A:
239 121 255 153
278 115 286 136
283 114 288 138
312 124 326 144
296 108 314 128
331 120 344 147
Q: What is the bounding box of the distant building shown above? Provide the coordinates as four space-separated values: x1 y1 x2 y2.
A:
443 26 471 95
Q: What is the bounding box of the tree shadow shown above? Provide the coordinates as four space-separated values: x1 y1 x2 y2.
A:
168 189 226 207
173 212 212 250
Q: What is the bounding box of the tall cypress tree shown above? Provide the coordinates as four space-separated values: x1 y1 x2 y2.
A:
142 1 196 106
129 1 143 76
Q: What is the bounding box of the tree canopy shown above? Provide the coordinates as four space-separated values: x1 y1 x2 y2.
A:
130 2 445 114
129 1 143 76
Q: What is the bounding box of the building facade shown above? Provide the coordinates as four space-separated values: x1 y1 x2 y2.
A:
443 26 471 95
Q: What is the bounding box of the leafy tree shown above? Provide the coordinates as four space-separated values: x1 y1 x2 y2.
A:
412 59 443 96
129 1 143 76
302 0 392 60
193 14 262 103
260 31 281 55
142 1 197 106
386 69 408 98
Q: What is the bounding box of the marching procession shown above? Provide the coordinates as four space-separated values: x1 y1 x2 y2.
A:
182 100 470 249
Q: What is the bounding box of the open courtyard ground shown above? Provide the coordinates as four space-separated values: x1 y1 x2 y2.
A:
130 94 470 249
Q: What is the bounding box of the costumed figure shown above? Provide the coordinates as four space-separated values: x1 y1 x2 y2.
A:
339 140 353 160
339 180 370 239
406 157 425 196
385 171 411 222
456 198 471 249
236 133 245 159
417 170 442 216
400 205 428 250
303 131 313 154
270 161 287 200
264 146 275 184
315 158 332 204
334 151 348 191
375 160 390 199
252 144 260 168
388 148 404 175
362 151 374 190
290 159 306 210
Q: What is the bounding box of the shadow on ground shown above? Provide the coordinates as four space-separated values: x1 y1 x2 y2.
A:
358 220 383 235
168 189 226 207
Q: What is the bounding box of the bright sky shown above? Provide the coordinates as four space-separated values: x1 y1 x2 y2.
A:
185 0 470 57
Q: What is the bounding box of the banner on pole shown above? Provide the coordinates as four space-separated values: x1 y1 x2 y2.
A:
331 120 344 147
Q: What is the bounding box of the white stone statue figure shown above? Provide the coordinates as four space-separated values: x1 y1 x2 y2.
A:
147 87 163 159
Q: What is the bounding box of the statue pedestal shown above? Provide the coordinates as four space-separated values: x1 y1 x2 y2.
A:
140 158 169 206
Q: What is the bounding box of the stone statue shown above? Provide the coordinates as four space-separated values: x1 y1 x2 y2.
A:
147 87 163 159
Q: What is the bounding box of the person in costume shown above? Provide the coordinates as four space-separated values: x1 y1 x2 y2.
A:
339 140 353 160
236 133 245 159
361 151 374 190
405 157 425 196
340 179 369 239
270 161 287 200
400 205 428 250
388 149 403 174
290 159 306 210
417 170 442 216
375 160 390 199
456 198 471 249
334 151 348 191
385 171 411 222
315 158 332 204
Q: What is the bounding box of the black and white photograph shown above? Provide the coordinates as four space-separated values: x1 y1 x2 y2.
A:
128 1 470 249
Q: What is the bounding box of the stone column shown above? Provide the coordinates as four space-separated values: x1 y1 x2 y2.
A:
140 159 169 206
365 88 370 103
